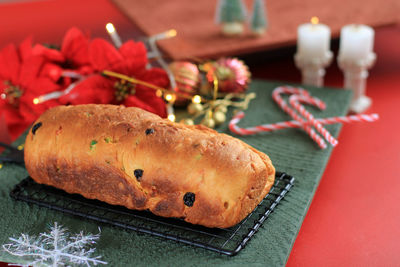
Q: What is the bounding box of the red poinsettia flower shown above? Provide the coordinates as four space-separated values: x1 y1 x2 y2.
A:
60 38 169 117
32 27 92 82
0 39 61 139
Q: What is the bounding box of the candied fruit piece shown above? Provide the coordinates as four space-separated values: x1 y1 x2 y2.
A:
90 140 97 151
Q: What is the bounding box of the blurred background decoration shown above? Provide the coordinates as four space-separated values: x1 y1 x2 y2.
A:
112 0 399 60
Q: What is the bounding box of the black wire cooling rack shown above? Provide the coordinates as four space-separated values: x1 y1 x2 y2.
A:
10 172 294 256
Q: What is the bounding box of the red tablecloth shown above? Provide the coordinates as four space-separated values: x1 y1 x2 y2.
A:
0 0 399 265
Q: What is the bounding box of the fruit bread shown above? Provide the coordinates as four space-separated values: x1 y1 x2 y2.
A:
24 104 275 228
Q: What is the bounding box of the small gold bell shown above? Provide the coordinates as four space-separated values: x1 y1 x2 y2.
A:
201 117 215 128
180 118 194 125
187 103 203 115
215 105 227 113
213 111 226 125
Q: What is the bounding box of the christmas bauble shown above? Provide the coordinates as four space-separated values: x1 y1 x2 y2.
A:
205 58 251 93
187 103 203 115
180 118 194 125
215 105 227 113
213 111 226 125
169 61 200 106
201 117 215 128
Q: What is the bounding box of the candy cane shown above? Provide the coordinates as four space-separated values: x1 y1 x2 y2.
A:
230 86 379 149
289 94 338 146
272 86 327 149
228 112 379 135
314 113 379 124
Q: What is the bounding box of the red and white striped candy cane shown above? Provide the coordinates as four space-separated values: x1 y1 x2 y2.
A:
229 111 301 134
229 112 379 135
229 86 379 148
228 112 258 135
289 94 338 146
272 86 327 149
271 86 310 113
229 111 302 135
315 113 379 124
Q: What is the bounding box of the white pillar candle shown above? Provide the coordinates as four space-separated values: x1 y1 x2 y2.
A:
295 17 332 87
339 24 374 62
297 18 331 59
338 24 375 113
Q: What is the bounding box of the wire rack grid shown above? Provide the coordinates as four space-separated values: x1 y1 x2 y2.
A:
10 172 294 256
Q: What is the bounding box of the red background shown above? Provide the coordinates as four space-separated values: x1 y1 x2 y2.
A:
0 0 399 265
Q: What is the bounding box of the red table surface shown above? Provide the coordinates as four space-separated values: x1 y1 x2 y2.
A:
0 1 399 266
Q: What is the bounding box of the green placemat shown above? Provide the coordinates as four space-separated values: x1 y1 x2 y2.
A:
0 80 352 266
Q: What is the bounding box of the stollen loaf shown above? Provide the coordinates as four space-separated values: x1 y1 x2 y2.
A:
24 104 275 228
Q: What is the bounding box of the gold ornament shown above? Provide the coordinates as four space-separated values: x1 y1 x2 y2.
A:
213 111 226 125
215 105 227 113
169 61 200 106
204 58 251 93
180 118 194 125
201 117 215 128
187 103 203 115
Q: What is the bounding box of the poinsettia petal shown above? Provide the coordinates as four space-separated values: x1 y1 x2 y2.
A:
144 92 167 118
125 86 167 118
20 91 60 120
40 63 63 82
18 37 33 61
19 93 41 121
137 67 170 88
134 68 169 100
59 85 94 105
122 68 168 118
0 79 7 94
2 103 24 128
32 44 64 62
61 27 90 67
123 95 157 113
18 56 45 88
119 40 148 74
110 60 131 75
89 39 123 71
93 87 115 104
28 76 61 95
0 44 20 83
76 65 93 75
59 75 114 105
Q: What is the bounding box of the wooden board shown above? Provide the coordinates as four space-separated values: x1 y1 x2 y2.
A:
113 0 399 60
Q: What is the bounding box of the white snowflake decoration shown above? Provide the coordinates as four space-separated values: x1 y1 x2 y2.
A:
2 222 107 266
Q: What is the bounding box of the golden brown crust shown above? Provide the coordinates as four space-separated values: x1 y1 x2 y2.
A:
24 104 275 228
